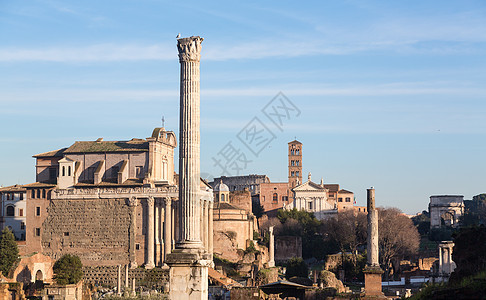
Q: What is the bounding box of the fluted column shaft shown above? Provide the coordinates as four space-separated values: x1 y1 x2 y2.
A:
155 199 161 266
128 197 138 268
177 36 204 249
146 197 155 269
164 198 172 260
208 201 214 256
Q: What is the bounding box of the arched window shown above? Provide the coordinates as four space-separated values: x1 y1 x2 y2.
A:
6 206 14 216
62 166 65 176
291 150 294 155
68 166 71 176
215 194 219 202
221 194 225 202
273 193 278 203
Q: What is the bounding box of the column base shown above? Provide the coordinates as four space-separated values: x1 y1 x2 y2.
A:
145 263 155 270
363 265 385 298
166 250 212 300
176 240 204 251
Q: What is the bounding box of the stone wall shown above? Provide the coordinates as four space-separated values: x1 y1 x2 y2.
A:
83 266 169 288
275 236 302 262
230 190 252 212
42 199 131 265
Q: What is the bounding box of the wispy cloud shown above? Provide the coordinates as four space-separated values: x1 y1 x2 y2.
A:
1 82 485 105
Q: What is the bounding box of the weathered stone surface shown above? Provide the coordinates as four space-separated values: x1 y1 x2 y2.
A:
318 270 345 293
42 199 130 265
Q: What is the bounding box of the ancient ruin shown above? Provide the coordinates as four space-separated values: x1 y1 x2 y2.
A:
363 187 385 297
165 35 212 300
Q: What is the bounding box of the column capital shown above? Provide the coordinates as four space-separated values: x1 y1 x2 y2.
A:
147 196 155 206
163 197 172 206
177 36 204 62
128 197 138 207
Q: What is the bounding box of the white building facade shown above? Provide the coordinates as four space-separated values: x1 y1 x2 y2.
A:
0 185 27 240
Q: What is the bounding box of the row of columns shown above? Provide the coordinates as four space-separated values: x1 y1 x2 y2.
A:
128 195 213 269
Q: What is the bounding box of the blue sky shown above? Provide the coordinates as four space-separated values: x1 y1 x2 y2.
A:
1 0 485 214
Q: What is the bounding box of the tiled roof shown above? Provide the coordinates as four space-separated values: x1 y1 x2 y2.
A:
339 189 353 194
33 148 67 158
0 185 26 192
323 184 339 192
22 182 56 188
288 140 302 145
64 140 148 154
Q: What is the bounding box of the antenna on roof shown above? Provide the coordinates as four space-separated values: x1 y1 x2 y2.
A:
162 116 165 128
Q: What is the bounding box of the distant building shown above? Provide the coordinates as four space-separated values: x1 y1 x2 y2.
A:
429 195 464 228
22 127 213 272
210 175 269 195
288 140 302 189
286 173 337 220
0 185 26 240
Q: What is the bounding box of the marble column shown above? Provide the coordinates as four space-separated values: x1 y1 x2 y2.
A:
117 265 122 296
268 226 275 267
155 199 161 266
128 197 138 268
202 199 208 250
177 36 204 250
163 197 172 260
208 200 214 256
125 265 129 289
167 35 210 300
146 196 155 269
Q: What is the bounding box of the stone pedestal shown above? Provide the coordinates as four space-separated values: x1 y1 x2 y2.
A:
363 266 384 297
166 251 212 300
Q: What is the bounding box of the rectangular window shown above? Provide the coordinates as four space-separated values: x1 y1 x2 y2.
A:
19 193 23 200
296 171 299 177
135 243 140 250
35 228 41 236
64 232 69 236
338 198 343 202
19 209 23 217
262 196 265 202
31 190 35 198
36 207 41 216
345 197 351 202
20 222 25 230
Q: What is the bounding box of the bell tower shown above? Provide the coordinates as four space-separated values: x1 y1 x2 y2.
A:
288 140 302 188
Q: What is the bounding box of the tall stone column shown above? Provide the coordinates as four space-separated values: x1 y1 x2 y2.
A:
128 197 138 268
177 36 203 250
201 199 208 250
166 36 211 300
155 199 161 266
208 200 214 256
363 187 384 297
367 188 379 267
268 226 275 267
146 197 155 269
163 197 172 261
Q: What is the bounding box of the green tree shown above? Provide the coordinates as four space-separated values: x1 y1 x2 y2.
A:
0 227 19 277
53 254 83 285
276 208 325 259
285 257 309 279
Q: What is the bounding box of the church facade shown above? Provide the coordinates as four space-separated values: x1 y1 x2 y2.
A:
24 127 213 269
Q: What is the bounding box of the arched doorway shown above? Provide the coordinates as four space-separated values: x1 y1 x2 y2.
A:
35 270 43 282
